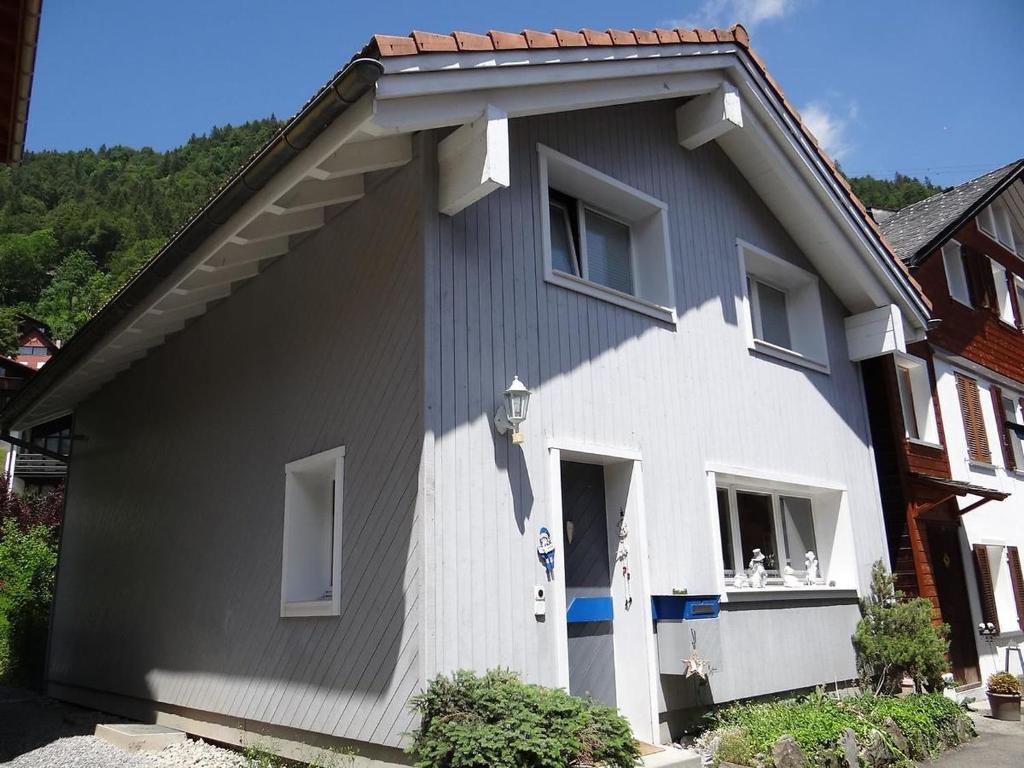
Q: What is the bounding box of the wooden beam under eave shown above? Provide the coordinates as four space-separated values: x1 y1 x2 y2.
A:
173 261 261 293
438 105 509 216
201 237 290 271
229 209 324 244
267 175 364 214
308 134 412 180
150 284 232 315
675 83 743 150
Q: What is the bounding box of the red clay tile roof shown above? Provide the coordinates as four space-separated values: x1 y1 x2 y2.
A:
358 23 924 299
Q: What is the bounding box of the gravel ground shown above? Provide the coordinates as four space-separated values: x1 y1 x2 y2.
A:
0 687 247 768
4 735 247 768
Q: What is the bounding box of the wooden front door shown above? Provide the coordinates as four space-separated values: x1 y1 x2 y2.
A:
926 523 980 684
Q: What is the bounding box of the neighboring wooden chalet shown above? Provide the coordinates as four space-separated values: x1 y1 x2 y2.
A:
866 159 1024 686
0 24 931 762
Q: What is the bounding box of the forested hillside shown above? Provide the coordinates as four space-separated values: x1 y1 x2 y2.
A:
0 118 281 353
0 116 944 355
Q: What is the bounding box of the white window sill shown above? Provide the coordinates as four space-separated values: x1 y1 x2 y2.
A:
968 460 998 472
907 436 944 450
281 599 339 618
750 338 830 375
724 587 857 602
545 269 675 324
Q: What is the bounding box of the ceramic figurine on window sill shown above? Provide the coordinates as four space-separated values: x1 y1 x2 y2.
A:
749 549 767 589
804 551 819 585
782 565 801 588
732 571 750 588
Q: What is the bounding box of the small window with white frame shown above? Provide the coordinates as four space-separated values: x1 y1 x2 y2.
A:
989 258 1015 325
281 446 344 617
894 354 940 445
539 145 674 321
1000 395 1024 469
1013 275 1024 329
941 239 972 306
979 200 1018 254
738 240 828 373
715 485 820 583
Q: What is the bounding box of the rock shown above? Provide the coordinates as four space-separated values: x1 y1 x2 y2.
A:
862 729 896 767
953 713 975 744
839 728 859 768
814 750 841 768
771 735 808 768
882 717 909 758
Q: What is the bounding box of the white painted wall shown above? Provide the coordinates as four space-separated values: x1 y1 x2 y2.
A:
933 354 1024 679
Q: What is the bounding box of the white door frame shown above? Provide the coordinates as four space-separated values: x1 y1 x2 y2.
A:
546 439 659 743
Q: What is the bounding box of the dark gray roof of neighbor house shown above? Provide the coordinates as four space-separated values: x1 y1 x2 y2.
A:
880 159 1024 266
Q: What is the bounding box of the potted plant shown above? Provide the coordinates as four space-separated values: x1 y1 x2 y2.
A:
986 671 1021 721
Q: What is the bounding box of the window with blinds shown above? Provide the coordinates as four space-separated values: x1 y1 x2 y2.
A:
955 373 991 464
973 544 1000 633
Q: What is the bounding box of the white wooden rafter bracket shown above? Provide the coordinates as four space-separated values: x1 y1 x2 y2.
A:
675 82 743 150
438 104 509 216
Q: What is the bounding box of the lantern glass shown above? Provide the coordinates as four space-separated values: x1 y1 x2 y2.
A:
504 376 532 425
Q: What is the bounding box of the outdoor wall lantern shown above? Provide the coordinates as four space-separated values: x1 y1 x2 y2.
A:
494 375 532 444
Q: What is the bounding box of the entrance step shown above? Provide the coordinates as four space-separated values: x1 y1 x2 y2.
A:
641 746 701 768
95 723 187 751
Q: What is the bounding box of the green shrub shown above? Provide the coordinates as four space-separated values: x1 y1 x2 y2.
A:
703 692 972 766
853 561 949 694
407 669 640 768
987 672 1021 696
0 519 58 684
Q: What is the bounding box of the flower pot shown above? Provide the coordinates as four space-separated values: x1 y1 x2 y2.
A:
987 691 1021 721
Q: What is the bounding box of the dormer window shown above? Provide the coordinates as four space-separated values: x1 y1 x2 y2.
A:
978 200 1018 255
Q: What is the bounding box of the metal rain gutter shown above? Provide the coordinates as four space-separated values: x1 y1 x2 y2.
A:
0 57 384 431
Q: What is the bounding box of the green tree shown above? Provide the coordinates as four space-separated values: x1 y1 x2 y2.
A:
33 250 115 341
0 307 20 357
0 230 60 305
853 560 949 694
847 172 944 211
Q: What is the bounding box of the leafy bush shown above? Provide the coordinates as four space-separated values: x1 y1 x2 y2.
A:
703 692 972 766
407 669 640 768
0 519 58 684
0 475 64 531
986 672 1021 696
853 561 949 694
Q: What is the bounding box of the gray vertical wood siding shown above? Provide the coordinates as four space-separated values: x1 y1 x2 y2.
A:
420 100 886 700
48 155 425 747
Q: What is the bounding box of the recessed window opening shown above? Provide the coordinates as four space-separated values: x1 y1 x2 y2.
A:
281 446 344 617
539 145 674 319
941 239 971 307
716 485 818 583
990 259 1015 325
738 240 828 373
1001 395 1024 469
894 355 939 444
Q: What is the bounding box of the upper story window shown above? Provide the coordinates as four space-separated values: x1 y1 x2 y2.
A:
738 240 828 374
989 258 1016 325
978 200 1018 255
941 240 972 307
539 145 674 323
18 345 48 356
997 392 1024 471
955 372 992 465
281 446 345 617
895 354 940 445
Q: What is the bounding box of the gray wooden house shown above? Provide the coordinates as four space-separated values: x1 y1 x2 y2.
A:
0 23 932 765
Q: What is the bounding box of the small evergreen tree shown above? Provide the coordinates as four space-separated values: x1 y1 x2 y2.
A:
853 560 949 694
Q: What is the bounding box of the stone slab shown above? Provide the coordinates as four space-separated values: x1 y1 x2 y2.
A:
95 723 186 751
642 746 701 768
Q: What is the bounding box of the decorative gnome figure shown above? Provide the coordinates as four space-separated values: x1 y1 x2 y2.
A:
782 564 801 588
749 548 768 589
804 551 819 585
537 527 556 580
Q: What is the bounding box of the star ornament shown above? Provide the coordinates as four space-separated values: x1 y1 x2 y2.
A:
682 650 708 679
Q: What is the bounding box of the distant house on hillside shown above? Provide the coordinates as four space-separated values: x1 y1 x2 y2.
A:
1 22 932 763
864 159 1024 686
13 313 58 368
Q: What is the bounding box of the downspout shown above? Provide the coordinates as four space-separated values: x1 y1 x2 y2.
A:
0 57 384 432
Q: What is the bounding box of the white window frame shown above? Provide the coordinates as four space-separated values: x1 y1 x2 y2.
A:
1000 394 1024 471
538 144 675 323
979 201 1018 255
894 353 941 447
1014 275 1024 330
737 239 829 374
990 258 1016 325
281 446 345 617
941 239 972 307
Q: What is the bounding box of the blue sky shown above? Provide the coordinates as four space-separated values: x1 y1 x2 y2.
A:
26 0 1023 185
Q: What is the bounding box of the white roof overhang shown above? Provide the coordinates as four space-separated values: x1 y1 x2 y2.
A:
3 42 928 430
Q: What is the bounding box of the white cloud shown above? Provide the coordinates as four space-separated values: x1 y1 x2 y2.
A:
666 0 800 29
800 100 857 161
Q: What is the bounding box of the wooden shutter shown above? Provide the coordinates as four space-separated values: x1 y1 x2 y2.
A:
956 373 991 463
973 544 1000 633
1008 546 1024 631
962 245 996 310
990 385 1016 470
